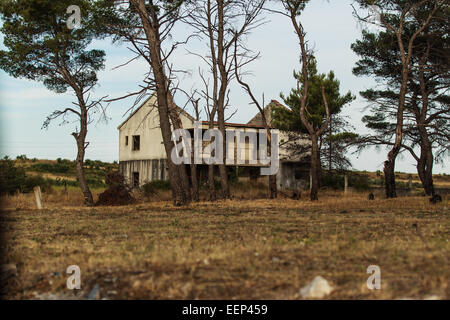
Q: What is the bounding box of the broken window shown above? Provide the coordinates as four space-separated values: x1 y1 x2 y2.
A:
133 172 139 188
125 136 129 146
132 135 140 151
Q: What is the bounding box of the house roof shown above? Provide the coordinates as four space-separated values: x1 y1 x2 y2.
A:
247 99 287 127
200 121 266 129
117 95 287 131
117 93 195 130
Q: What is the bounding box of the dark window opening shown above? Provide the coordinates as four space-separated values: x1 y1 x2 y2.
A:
133 172 139 188
295 168 308 180
132 135 140 151
125 136 129 146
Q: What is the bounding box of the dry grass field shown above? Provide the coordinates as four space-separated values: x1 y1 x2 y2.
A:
1 188 448 300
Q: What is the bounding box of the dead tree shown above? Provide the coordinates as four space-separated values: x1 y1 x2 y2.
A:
187 0 266 199
233 42 277 199
276 0 330 201
102 0 193 205
189 93 202 201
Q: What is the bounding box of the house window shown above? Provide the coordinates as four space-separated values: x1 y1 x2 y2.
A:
133 172 139 188
125 136 129 146
132 135 140 151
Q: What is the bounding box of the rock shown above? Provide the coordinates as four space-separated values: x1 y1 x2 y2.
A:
300 276 333 299
272 257 280 263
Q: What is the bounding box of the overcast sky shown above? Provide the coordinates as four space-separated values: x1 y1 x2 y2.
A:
0 0 447 174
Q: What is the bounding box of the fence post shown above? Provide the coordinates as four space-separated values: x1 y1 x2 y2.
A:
33 186 43 210
344 174 349 195
408 174 413 191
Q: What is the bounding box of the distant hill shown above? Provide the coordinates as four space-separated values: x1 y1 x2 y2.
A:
7 156 119 190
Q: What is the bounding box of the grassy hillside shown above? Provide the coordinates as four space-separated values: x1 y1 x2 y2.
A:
3 156 119 192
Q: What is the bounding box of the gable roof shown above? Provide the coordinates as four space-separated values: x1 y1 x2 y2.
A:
247 100 287 127
117 93 195 130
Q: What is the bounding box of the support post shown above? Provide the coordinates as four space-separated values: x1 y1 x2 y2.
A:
33 186 43 210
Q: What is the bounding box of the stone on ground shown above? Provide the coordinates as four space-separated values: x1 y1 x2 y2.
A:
300 276 333 299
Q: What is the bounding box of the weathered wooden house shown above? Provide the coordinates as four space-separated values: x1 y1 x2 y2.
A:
118 94 311 190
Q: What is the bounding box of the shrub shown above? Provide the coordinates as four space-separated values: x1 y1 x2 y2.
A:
0 158 53 194
30 162 72 174
349 173 370 191
16 154 28 161
0 158 27 195
141 182 157 200
321 172 345 189
22 175 53 193
321 171 370 191
96 171 134 206
146 180 171 190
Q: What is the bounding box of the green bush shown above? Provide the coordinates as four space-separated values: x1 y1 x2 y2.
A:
145 180 171 190
0 158 53 194
141 182 157 200
30 162 73 174
321 171 370 191
349 174 370 191
321 172 345 189
86 175 106 188
22 175 53 193
0 158 27 195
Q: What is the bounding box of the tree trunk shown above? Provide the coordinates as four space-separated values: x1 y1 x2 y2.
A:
74 137 94 206
190 164 199 202
415 78 435 196
417 146 435 196
328 115 332 171
216 0 230 200
168 93 192 202
208 164 216 201
73 96 93 206
269 175 277 199
217 102 230 199
383 149 398 198
310 135 320 201
133 0 188 205
316 147 322 187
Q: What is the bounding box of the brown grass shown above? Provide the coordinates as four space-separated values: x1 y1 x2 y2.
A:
1 191 449 300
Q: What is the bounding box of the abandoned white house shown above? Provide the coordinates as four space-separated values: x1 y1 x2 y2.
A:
118 94 311 190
